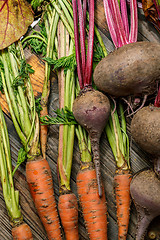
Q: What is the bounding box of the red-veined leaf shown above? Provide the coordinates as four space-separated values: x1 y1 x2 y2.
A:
0 0 34 50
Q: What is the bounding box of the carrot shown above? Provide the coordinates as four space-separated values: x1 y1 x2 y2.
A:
40 101 48 159
106 103 131 239
114 170 132 240
0 40 62 239
58 193 79 240
76 163 108 240
12 223 33 240
56 19 79 240
26 157 62 240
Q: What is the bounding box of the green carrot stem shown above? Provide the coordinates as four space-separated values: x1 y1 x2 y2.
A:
56 18 76 190
0 106 22 223
0 40 39 161
21 35 47 45
1 51 21 124
0 69 27 146
75 125 92 163
112 108 125 157
8 47 33 138
50 0 74 40
105 104 129 169
94 25 108 57
59 0 73 18
105 124 117 159
57 0 74 31
41 8 59 101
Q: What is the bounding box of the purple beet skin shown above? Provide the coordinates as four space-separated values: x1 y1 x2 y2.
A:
130 169 160 240
73 87 111 197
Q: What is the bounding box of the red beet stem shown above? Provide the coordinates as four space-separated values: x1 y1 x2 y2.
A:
121 0 130 40
84 0 94 86
103 0 138 48
103 0 118 47
83 0 87 30
77 0 86 81
129 0 138 43
72 0 83 89
103 0 128 48
154 85 160 107
73 0 94 88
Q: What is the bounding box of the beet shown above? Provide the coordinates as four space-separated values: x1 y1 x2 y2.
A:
93 42 160 98
130 169 160 240
131 106 160 156
131 105 160 177
73 87 111 196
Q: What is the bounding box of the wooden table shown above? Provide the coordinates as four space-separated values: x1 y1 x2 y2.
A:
1 2 160 240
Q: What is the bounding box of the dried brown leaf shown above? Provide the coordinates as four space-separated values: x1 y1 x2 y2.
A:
142 0 160 32
0 0 34 50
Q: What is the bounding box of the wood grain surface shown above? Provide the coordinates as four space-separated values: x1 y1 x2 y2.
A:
1 1 160 240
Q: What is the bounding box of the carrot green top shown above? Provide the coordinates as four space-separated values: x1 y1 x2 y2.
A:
0 105 23 225
0 42 40 160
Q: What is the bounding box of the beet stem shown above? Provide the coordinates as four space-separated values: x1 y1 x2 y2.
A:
121 0 130 39
129 0 138 43
72 0 83 89
83 0 87 28
103 0 138 48
77 0 86 82
154 85 160 107
84 0 95 86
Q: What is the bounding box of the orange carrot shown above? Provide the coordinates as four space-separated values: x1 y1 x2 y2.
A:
26 157 62 240
76 163 108 240
40 102 48 159
58 192 79 240
114 170 132 240
12 223 33 240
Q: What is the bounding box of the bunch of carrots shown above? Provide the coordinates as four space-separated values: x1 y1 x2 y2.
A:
0 0 142 240
0 41 62 239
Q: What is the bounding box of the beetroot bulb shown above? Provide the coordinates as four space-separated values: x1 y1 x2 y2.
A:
72 0 110 197
130 169 160 240
131 105 160 178
130 88 160 239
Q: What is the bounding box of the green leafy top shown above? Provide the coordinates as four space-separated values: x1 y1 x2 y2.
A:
43 53 76 74
12 59 34 94
40 107 77 125
12 147 27 176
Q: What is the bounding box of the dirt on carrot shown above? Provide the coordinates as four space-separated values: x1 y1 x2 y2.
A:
12 222 33 240
26 156 62 240
76 163 107 240
58 192 79 240
114 169 132 240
